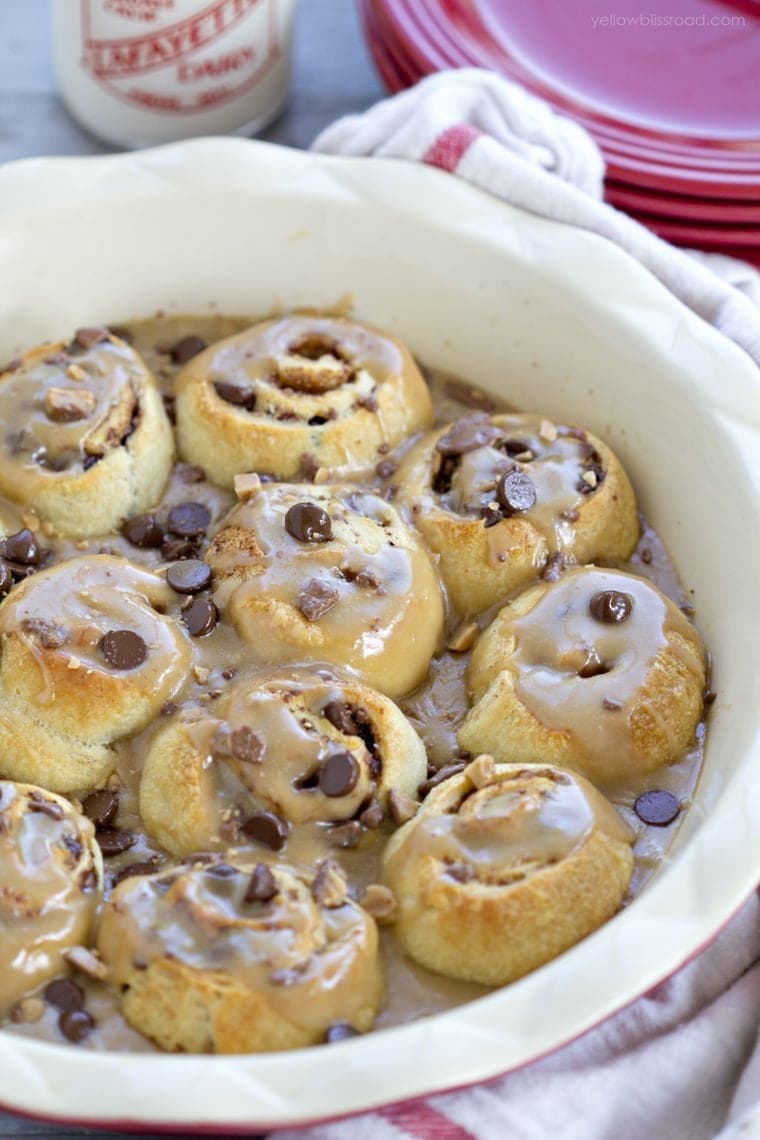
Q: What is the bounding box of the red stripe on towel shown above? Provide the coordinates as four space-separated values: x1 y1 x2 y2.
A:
380 1100 476 1139
423 124 482 172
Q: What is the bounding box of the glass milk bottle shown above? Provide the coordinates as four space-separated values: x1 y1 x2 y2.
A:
52 0 297 148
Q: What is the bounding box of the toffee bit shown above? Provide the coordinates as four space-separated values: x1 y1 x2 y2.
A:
327 820 363 849
447 621 479 653
311 860 349 909
298 578 339 622
463 754 496 789
360 883 399 925
64 946 109 981
388 788 418 825
359 800 384 829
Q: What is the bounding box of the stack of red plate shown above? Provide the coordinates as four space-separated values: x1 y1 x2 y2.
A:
360 0 760 264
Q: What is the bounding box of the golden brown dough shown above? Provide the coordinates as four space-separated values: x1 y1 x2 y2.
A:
382 762 634 986
0 781 103 1015
206 483 445 699
140 669 427 856
460 567 706 787
97 858 383 1053
0 555 192 793
0 329 173 537
394 413 639 616
174 314 434 486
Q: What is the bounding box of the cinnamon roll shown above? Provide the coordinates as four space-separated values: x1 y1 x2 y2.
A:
205 483 445 698
174 315 434 486
97 859 383 1053
382 762 634 986
140 670 427 856
394 414 639 616
460 567 706 786
0 328 173 537
0 781 103 1015
0 555 192 793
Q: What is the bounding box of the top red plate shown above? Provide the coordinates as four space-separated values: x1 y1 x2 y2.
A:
426 0 760 145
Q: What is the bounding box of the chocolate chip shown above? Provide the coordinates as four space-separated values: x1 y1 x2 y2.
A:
82 789 118 829
319 751 360 798
121 513 164 548
704 689 717 705
214 382 256 411
634 790 680 827
206 862 238 878
45 979 84 1012
0 561 12 598
299 578 339 622
284 502 333 543
167 501 211 538
73 326 109 350
166 559 212 595
542 552 564 582
100 629 147 670
2 529 43 565
640 548 653 565
480 502 503 528
111 860 161 887
241 810 290 851
28 790 64 819
244 863 277 904
96 827 137 857
497 469 537 515
503 438 532 457
418 762 467 798
578 650 608 679
181 596 218 637
436 414 502 456
322 700 359 735
589 590 634 624
169 335 207 364
324 1022 360 1044
59 1008 95 1043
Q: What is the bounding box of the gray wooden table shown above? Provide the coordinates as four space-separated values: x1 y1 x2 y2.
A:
0 1 384 1134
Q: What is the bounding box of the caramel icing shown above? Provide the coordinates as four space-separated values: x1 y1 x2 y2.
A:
385 768 632 889
0 782 103 1015
0 555 191 715
207 485 445 698
424 415 605 554
98 861 383 1037
0 336 145 489
205 315 405 426
504 568 705 771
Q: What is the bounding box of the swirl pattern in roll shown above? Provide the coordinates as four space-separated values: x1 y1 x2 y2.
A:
0 329 173 537
174 315 434 485
460 567 706 786
140 670 427 856
394 413 639 616
0 781 103 1015
97 858 383 1053
206 484 445 698
382 762 634 986
0 555 192 793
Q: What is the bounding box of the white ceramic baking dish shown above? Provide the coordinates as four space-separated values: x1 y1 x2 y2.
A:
0 139 758 1133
